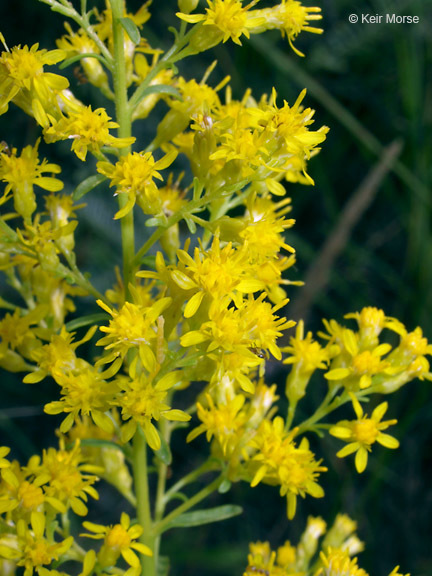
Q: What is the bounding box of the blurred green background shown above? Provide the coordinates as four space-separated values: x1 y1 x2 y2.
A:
1 0 432 575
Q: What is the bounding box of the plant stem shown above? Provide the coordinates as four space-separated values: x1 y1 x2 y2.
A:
294 387 344 437
109 0 135 299
133 427 156 576
154 474 223 537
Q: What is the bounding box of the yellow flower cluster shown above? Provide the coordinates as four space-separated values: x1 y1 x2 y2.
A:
243 514 407 576
0 1 425 575
322 306 432 392
177 0 322 55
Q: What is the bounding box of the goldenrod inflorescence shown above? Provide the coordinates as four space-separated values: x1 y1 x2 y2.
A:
0 2 425 576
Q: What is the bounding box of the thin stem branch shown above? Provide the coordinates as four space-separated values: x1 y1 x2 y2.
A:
154 474 223 537
133 427 155 576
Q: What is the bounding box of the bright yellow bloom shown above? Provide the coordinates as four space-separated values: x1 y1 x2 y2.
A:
247 417 326 518
24 325 96 384
324 346 397 391
253 1 323 56
0 140 63 221
96 297 172 370
115 371 191 450
178 0 265 47
96 150 177 219
172 234 265 318
0 42 68 117
27 441 101 516
316 547 369 576
330 394 399 473
187 393 247 455
284 320 333 403
82 512 152 576
44 361 117 434
0 306 45 362
15 511 73 576
181 294 293 361
44 104 135 161
345 306 405 348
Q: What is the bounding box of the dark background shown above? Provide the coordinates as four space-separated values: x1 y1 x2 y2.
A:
1 0 431 575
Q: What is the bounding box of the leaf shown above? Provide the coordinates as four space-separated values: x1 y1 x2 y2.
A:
166 505 242 529
59 52 107 69
139 84 181 101
120 17 141 45
155 432 172 466
218 479 232 494
73 174 107 201
157 555 170 576
65 313 109 332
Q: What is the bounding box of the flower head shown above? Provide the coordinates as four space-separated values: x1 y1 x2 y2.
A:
0 140 63 221
0 42 68 117
82 512 152 576
178 0 265 48
97 150 177 219
44 105 135 161
330 394 399 473
115 370 191 450
247 417 326 518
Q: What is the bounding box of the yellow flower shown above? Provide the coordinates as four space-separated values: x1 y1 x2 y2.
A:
254 1 323 56
284 320 334 405
329 394 399 473
316 548 369 576
0 306 45 361
96 150 177 219
187 393 247 456
24 325 97 384
0 42 68 117
16 511 73 576
0 140 63 221
115 370 191 450
82 512 152 576
96 297 172 371
345 306 405 348
177 0 266 49
44 104 135 161
44 361 118 434
172 233 265 318
247 417 326 518
28 441 101 516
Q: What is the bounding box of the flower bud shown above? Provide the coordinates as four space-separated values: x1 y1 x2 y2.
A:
178 0 199 14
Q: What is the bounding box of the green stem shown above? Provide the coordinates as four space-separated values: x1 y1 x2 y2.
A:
154 474 223 537
163 460 218 504
128 25 197 114
133 427 155 576
294 387 344 437
109 0 135 299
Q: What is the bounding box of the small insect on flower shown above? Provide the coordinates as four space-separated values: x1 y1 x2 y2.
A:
249 347 268 359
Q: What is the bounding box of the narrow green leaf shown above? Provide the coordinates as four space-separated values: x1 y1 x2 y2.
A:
155 432 172 466
65 313 109 332
218 479 232 494
120 17 141 45
157 555 170 576
73 174 107 201
59 52 107 69
139 84 181 100
184 216 196 234
167 504 242 528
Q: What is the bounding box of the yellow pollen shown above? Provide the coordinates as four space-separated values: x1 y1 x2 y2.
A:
354 420 378 444
18 481 44 510
106 524 131 549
